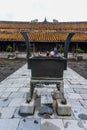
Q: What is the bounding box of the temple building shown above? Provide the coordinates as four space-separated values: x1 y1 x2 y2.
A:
0 20 87 52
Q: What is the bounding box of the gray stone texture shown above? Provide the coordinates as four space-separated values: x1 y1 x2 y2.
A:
18 119 40 130
0 63 87 129
57 99 71 116
20 99 35 114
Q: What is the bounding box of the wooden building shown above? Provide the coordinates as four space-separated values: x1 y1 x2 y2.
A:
0 21 87 52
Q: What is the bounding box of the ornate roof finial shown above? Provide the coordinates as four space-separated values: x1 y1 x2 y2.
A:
44 17 47 23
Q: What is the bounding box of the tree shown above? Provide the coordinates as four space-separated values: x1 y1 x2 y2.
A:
6 45 13 52
76 47 84 61
58 46 64 54
76 47 84 54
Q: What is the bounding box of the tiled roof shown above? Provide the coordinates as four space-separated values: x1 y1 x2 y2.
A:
0 21 87 42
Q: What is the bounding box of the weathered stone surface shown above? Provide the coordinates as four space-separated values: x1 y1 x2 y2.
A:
69 81 80 85
41 95 53 104
72 106 87 120
1 92 11 98
6 87 19 92
39 105 53 115
68 99 82 108
9 92 25 98
19 99 35 114
80 94 87 100
67 93 82 100
9 98 23 107
64 88 74 93
73 88 87 94
78 114 87 120
57 99 71 116
0 98 11 107
37 88 54 96
1 107 16 118
80 100 87 108
18 118 40 130
1 59 87 129
64 120 87 130
0 119 20 130
41 119 65 130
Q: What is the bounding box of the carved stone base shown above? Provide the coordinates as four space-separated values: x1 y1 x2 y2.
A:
19 99 35 115
57 99 71 116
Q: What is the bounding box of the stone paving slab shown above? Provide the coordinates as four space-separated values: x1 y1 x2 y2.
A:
63 120 87 130
64 88 74 93
70 84 84 89
67 93 82 100
9 92 25 98
1 92 11 98
0 98 12 107
73 88 87 94
80 94 87 100
13 107 25 119
0 87 6 92
67 99 82 108
19 88 30 92
6 87 19 92
0 92 3 97
0 119 20 130
9 98 24 107
80 81 87 85
18 118 40 130
1 107 16 118
80 100 87 108
72 106 87 120
0 64 87 129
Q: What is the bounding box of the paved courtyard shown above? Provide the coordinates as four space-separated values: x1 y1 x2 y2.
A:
0 63 87 130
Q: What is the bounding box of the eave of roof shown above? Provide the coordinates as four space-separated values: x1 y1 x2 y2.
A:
0 21 87 42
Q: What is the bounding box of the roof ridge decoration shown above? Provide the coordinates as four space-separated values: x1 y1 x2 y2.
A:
43 18 48 23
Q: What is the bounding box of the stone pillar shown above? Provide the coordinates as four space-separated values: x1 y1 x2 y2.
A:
59 81 64 99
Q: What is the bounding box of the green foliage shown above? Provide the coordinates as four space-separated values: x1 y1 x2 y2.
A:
76 48 84 53
58 46 64 53
6 45 13 52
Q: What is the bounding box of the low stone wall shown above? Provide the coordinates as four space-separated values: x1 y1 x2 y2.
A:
0 52 26 58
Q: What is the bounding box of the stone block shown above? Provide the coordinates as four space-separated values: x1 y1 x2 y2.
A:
37 88 53 96
57 99 71 116
19 99 35 115
41 95 53 105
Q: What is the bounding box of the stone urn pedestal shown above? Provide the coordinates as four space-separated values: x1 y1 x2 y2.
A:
56 99 71 116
